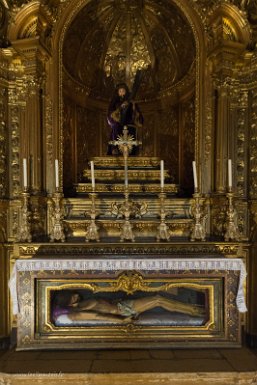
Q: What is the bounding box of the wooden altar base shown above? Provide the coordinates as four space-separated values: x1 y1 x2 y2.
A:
0 348 257 385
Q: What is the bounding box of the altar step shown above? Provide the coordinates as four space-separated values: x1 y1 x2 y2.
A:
64 218 192 239
68 156 190 240
64 197 192 218
63 196 193 239
76 183 177 193
80 156 178 193
0 372 256 385
0 347 256 385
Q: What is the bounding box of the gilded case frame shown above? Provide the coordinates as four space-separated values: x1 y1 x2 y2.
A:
16 267 241 350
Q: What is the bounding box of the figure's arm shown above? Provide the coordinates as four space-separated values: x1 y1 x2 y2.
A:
68 311 128 323
110 107 121 123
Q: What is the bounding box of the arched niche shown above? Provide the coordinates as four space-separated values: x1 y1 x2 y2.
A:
51 0 206 196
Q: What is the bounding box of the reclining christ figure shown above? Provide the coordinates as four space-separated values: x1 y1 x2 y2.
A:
52 291 205 325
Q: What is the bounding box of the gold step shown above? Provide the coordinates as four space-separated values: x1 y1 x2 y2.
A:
83 169 170 181
90 156 162 168
64 218 192 238
76 183 178 194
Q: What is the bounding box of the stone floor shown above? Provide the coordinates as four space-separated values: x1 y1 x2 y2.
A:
0 347 256 384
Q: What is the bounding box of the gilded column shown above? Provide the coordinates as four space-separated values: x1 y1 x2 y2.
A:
0 50 9 343
213 78 230 194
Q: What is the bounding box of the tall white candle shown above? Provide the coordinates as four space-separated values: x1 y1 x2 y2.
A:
23 158 27 188
192 161 198 190
160 160 164 189
228 159 232 188
55 159 59 189
90 161 95 190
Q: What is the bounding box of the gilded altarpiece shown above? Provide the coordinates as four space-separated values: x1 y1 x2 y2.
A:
1 0 257 349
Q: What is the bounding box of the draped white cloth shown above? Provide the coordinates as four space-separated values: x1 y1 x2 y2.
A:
9 258 247 315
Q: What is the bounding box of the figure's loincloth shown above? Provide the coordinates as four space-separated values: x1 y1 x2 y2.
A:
117 300 138 317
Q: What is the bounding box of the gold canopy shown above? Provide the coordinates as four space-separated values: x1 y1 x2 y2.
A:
62 0 196 100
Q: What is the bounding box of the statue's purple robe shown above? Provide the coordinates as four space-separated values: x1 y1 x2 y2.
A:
107 96 143 155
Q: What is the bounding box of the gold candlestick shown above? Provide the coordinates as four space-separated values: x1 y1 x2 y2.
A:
49 188 65 242
190 191 207 242
120 189 135 242
109 126 145 242
85 191 100 242
156 190 170 242
224 189 240 241
111 188 147 242
19 188 32 242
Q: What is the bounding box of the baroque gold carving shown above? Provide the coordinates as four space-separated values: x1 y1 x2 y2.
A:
0 87 7 197
250 88 257 199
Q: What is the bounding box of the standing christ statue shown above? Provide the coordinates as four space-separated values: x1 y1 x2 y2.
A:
107 83 143 155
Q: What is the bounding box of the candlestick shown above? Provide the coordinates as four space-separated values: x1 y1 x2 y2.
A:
23 158 27 189
90 161 95 190
190 192 207 242
225 190 240 241
156 191 170 242
192 161 198 190
160 160 164 189
55 159 59 189
85 192 100 242
124 159 128 188
228 159 232 189
49 191 65 242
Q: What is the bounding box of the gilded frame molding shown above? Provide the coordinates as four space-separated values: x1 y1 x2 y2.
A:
16 266 241 350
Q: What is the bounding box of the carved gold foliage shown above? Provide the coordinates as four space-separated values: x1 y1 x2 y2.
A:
8 74 30 198
19 245 39 256
211 197 227 237
0 87 7 197
105 272 148 294
45 95 53 164
235 91 248 197
30 197 47 241
12 208 19 241
250 88 257 198
62 0 195 99
104 12 151 87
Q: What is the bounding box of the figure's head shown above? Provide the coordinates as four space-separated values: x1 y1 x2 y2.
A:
53 291 81 307
116 83 129 98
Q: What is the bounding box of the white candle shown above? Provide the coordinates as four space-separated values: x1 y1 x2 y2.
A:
228 159 232 188
192 161 198 190
55 159 59 189
160 160 164 189
23 158 27 188
90 161 95 190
